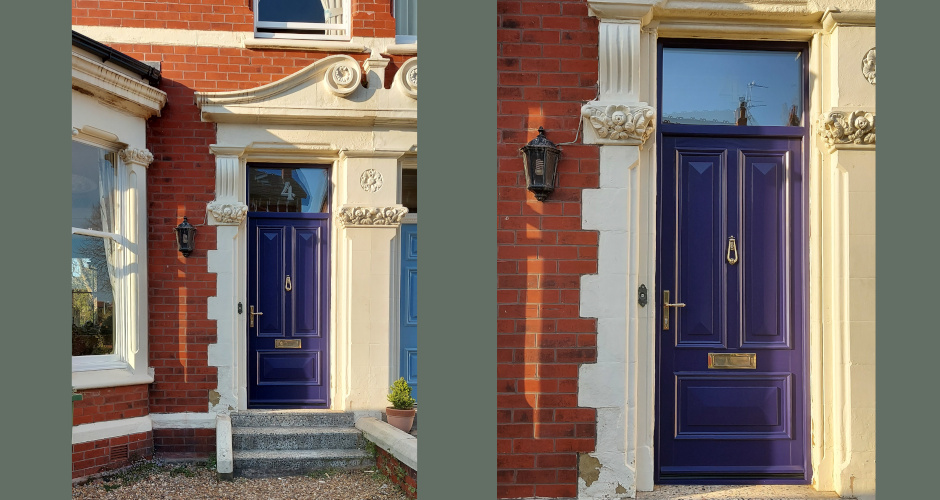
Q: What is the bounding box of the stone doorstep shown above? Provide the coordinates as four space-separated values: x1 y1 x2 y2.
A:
218 410 383 479
635 484 845 499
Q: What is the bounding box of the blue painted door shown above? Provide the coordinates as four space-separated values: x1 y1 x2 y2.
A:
248 215 330 407
399 224 418 400
656 134 807 482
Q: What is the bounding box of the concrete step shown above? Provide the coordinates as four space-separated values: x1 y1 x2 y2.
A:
232 449 373 478
230 410 355 428
232 426 364 451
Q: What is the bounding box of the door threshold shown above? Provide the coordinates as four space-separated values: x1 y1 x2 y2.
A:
638 484 840 499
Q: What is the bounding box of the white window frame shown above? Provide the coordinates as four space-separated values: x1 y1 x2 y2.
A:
70 134 152 389
394 0 417 44
253 0 351 41
71 138 131 373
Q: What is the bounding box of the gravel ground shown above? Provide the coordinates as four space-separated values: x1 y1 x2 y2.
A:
72 461 409 500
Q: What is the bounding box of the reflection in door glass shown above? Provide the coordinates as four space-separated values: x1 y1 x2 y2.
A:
248 167 329 213
662 48 803 127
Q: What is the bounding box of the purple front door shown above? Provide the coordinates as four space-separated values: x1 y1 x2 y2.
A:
656 134 808 482
246 165 331 408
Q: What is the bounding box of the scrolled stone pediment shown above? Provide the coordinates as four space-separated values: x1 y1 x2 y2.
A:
194 54 417 127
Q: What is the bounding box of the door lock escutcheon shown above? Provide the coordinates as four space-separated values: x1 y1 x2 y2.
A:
285 275 292 292
662 290 685 330
249 305 263 328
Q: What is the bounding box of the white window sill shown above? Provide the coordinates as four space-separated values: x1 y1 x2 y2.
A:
244 38 368 53
386 43 417 55
72 366 155 390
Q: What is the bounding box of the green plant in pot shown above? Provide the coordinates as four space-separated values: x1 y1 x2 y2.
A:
386 377 416 433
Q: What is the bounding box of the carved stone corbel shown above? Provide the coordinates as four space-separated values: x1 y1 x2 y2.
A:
581 103 656 146
207 201 249 224
818 110 875 150
337 206 409 227
119 148 155 168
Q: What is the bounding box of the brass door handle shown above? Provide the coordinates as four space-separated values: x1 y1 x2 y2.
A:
726 236 739 265
662 290 685 330
249 305 263 328
285 275 292 292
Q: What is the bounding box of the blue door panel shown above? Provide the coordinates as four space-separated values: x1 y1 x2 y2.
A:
657 135 806 482
400 224 418 400
249 216 329 408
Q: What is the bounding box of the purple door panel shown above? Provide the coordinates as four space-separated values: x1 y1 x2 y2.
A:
248 216 330 407
656 134 807 483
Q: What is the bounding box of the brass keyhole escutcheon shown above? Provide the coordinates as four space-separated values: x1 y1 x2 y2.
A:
285 275 292 292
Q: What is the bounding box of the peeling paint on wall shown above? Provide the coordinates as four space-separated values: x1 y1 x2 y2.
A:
208 390 221 406
615 483 627 494
579 453 602 487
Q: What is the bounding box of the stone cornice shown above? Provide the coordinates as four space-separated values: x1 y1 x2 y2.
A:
822 9 876 33
581 103 656 146
818 110 875 151
337 206 409 227
72 52 167 119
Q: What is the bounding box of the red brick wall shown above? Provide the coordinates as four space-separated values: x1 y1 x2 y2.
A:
497 1 600 498
72 0 398 38
376 447 417 499
72 431 154 480
73 385 150 426
153 428 217 458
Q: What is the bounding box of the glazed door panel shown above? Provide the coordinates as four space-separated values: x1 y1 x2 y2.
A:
656 135 806 482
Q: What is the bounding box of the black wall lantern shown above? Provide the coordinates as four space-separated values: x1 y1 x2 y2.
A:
520 127 561 202
175 217 197 257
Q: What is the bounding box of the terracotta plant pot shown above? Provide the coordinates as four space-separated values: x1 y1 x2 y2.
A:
386 407 416 433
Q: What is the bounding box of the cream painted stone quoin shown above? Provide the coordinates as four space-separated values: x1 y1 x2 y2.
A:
576 1 875 499
195 53 417 415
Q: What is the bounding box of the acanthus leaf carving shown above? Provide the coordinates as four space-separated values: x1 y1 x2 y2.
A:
818 110 875 148
581 103 656 145
119 148 155 167
207 201 249 224
337 206 408 227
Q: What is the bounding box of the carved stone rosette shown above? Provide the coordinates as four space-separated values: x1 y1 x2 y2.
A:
337 206 408 227
818 111 876 148
359 169 384 193
582 103 656 145
862 48 876 85
207 201 249 225
119 148 155 168
395 57 417 99
325 60 361 97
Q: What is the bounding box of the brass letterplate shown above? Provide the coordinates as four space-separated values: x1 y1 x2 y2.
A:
275 339 302 349
708 352 756 369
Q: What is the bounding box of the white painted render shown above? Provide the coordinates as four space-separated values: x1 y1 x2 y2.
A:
71 46 162 395
578 2 875 499
72 416 153 445
197 54 417 415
